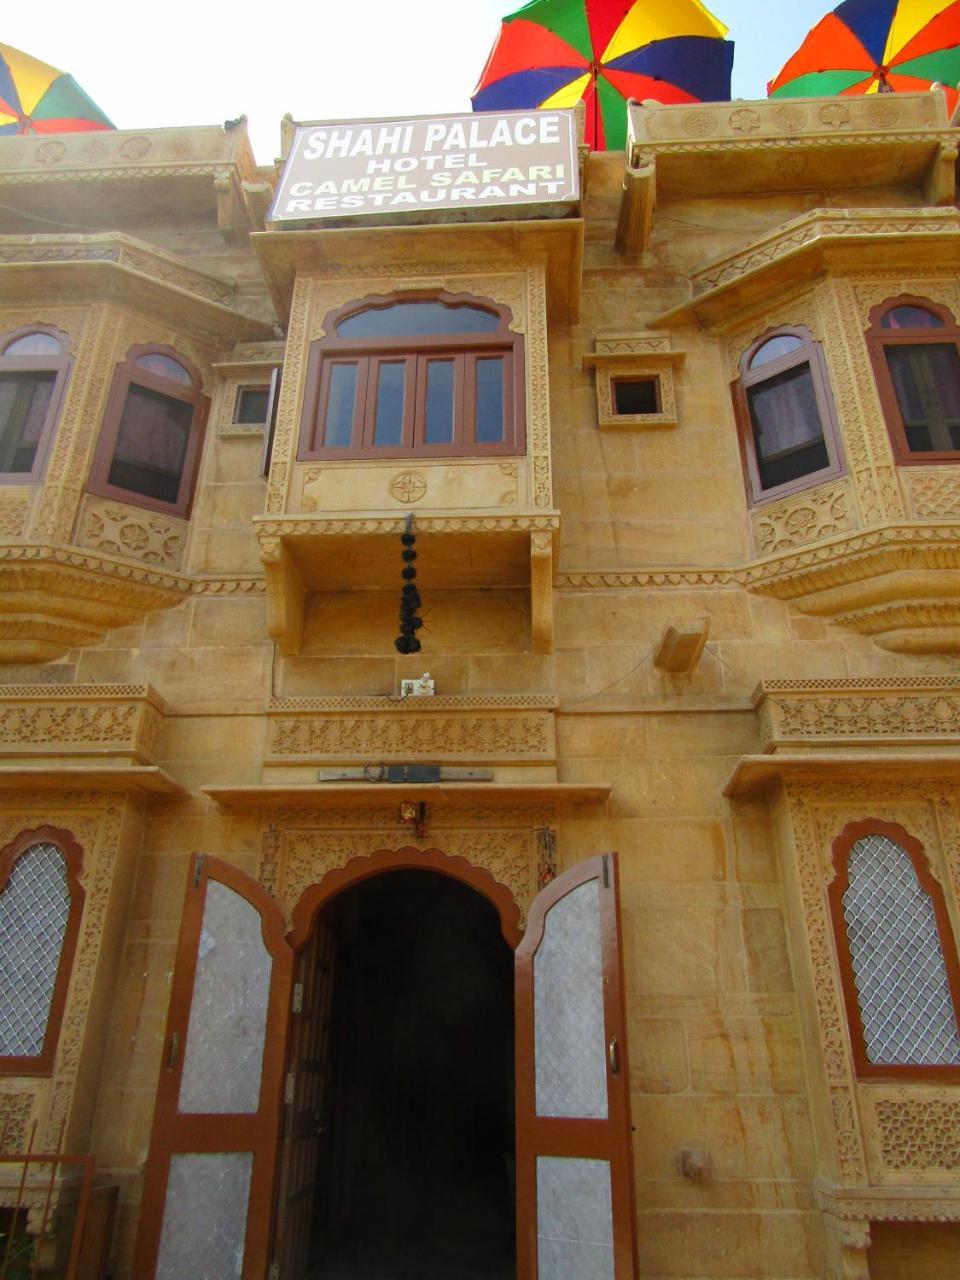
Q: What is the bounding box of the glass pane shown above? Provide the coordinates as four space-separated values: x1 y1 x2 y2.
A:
746 363 829 490
373 362 406 447
843 835 960 1066
537 1157 615 1280
338 301 499 338
324 363 359 448
135 353 192 384
881 306 944 330
424 360 455 444
613 378 659 415
178 881 273 1114
107 384 193 504
4 333 62 356
0 371 55 473
0 843 69 1057
155 1152 252 1280
234 387 269 424
534 878 608 1120
886 344 960 452
475 357 505 444
750 334 805 368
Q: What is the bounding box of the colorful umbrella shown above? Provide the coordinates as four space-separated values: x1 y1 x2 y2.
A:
0 42 113 136
472 0 734 151
769 0 960 110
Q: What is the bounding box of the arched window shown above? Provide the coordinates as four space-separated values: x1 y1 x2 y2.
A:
0 325 72 483
0 827 84 1076
866 297 960 463
732 326 845 504
298 293 525 460
88 344 208 518
829 820 960 1080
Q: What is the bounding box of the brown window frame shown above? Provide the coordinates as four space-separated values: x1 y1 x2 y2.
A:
0 324 72 486
0 825 85 1078
297 291 526 461
866 295 960 465
87 343 209 518
829 817 960 1083
732 325 845 506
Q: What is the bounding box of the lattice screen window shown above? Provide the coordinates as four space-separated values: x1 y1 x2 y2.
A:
842 834 960 1068
0 842 71 1060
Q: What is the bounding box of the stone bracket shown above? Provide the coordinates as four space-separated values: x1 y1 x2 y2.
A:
261 537 305 657
616 160 656 258
530 531 554 655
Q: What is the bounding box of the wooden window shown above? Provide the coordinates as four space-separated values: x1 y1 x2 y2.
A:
233 385 270 425
0 326 72 485
733 326 845 504
866 296 960 463
88 344 209 518
298 292 525 461
829 819 960 1081
0 827 85 1077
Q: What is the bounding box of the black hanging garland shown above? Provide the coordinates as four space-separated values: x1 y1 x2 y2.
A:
395 514 423 654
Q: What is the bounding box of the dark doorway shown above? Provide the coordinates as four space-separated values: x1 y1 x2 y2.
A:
302 869 516 1280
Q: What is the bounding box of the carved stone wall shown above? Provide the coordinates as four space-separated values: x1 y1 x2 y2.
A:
0 683 164 763
862 1088 960 1184
78 496 188 572
751 480 854 556
903 467 960 521
756 678 960 751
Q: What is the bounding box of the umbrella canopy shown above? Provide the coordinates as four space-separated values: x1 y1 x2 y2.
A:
0 42 113 136
472 0 733 151
769 0 960 110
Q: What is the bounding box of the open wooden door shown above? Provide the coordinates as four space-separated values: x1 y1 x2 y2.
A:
272 917 337 1279
133 855 293 1280
516 854 637 1279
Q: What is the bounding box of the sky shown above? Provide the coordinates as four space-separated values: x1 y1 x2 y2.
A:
4 1 838 165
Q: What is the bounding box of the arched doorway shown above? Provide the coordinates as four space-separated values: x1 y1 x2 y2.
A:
277 868 516 1279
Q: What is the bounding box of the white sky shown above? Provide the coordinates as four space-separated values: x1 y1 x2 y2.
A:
5 1 838 165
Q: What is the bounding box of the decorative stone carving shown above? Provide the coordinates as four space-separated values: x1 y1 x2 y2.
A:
389 471 428 504
904 468 960 520
755 678 960 751
0 684 165 764
0 1089 36 1153
0 492 34 541
585 333 683 431
752 482 854 555
866 1093 960 1178
79 497 187 571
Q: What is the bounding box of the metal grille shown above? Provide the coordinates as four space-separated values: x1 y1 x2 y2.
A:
843 835 960 1066
0 842 70 1057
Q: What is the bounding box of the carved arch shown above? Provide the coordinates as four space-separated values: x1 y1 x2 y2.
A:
288 845 523 950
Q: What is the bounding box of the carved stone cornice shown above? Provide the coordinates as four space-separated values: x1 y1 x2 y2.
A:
724 752 960 799
252 219 583 325
816 1179 960 1224
653 208 960 329
0 234 273 344
0 683 165 765
205 781 610 811
754 678 960 753
0 543 190 663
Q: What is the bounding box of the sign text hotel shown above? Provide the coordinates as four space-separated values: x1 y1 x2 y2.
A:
270 110 579 221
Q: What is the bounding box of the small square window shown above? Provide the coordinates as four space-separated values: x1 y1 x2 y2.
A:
613 377 660 416
234 386 270 425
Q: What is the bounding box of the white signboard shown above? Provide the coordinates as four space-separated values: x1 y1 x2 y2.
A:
269 109 579 223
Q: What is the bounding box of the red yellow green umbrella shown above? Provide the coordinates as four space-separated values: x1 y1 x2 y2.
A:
473 0 734 151
0 42 113 136
769 0 960 111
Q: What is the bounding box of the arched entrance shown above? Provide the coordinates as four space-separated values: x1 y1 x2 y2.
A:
134 847 638 1280
277 864 517 1278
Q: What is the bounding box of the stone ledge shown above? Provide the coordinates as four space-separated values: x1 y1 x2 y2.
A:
724 752 960 799
205 781 610 811
0 765 184 796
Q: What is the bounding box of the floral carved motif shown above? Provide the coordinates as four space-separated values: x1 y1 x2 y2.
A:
0 493 33 540
0 1090 35 1153
904 469 960 520
269 710 554 761
0 686 163 760
752 482 854 555
758 682 960 748
79 498 187 570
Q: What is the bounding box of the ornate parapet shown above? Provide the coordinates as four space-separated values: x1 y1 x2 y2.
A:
0 683 164 765
256 512 560 656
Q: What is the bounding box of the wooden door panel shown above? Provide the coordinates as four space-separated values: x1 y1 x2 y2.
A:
133 856 293 1280
515 854 636 1280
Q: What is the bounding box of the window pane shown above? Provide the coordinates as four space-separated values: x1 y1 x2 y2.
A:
750 334 805 368
613 378 659 415
0 842 70 1057
537 1157 614 1280
843 834 960 1066
0 370 55 473
475 357 505 444
373 362 406 447
156 1152 253 1280
4 332 62 356
881 306 943 330
135 353 192 384
108 383 193 504
886 344 960 452
424 360 455 444
746 362 829 490
324 363 359 448
234 387 269 424
338 302 499 338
